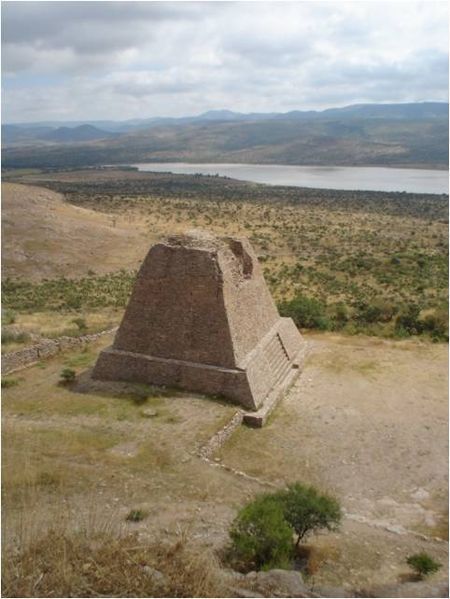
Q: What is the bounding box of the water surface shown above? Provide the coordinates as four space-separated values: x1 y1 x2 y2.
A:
133 162 449 194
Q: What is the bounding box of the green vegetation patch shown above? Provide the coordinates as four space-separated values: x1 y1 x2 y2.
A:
2 270 136 312
229 482 342 572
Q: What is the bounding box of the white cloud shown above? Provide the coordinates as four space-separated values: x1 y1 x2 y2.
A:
2 1 448 122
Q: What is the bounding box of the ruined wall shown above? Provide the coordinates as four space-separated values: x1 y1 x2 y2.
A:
219 237 279 366
2 327 117 375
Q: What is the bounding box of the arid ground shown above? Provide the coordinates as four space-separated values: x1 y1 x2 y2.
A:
2 331 448 593
2 172 448 596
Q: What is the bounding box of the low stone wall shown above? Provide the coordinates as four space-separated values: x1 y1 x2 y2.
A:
2 327 118 375
198 410 244 459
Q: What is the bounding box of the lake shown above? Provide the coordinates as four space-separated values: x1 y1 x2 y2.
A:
132 162 449 195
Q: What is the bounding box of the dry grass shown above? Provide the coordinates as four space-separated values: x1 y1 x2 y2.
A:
2 528 227 598
296 542 341 576
11 308 122 338
1 182 149 281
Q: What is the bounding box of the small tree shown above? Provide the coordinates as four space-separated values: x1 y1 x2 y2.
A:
60 368 76 384
406 553 441 579
229 494 293 570
276 483 342 547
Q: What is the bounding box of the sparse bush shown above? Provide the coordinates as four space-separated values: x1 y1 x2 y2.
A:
229 494 293 571
278 296 330 330
357 301 395 324
406 552 441 579
329 302 349 329
126 509 148 522
2 271 135 312
395 304 423 335
420 310 448 341
1 378 19 389
59 368 76 384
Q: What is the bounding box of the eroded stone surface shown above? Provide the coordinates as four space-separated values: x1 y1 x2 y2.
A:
93 230 305 412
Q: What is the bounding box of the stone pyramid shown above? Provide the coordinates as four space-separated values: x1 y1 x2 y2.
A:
93 230 306 420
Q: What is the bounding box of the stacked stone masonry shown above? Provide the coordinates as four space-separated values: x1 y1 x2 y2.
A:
2 328 118 375
93 230 306 413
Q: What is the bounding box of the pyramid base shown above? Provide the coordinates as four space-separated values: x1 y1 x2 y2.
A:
93 317 305 413
242 360 302 427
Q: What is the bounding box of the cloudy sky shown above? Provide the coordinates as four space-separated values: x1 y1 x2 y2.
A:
2 1 448 123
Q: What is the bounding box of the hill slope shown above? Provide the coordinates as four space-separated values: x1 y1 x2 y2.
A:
41 124 115 143
1 182 148 280
2 103 448 169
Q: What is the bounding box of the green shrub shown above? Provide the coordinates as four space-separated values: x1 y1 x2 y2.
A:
1 378 19 389
125 509 147 522
420 311 448 341
275 483 342 547
406 552 441 579
395 304 423 335
60 368 76 384
2 271 135 312
278 296 330 330
357 301 395 324
329 302 349 329
229 494 293 571
229 483 341 571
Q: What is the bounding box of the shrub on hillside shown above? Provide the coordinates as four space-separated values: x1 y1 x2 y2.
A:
328 302 349 329
278 296 330 330
406 552 441 579
357 301 396 324
1 378 19 389
395 304 423 335
420 310 448 341
71 317 88 332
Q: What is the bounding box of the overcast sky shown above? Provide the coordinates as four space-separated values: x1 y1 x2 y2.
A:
2 1 448 123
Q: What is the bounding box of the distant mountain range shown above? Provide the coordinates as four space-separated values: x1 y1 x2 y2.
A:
2 102 448 169
2 123 116 145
